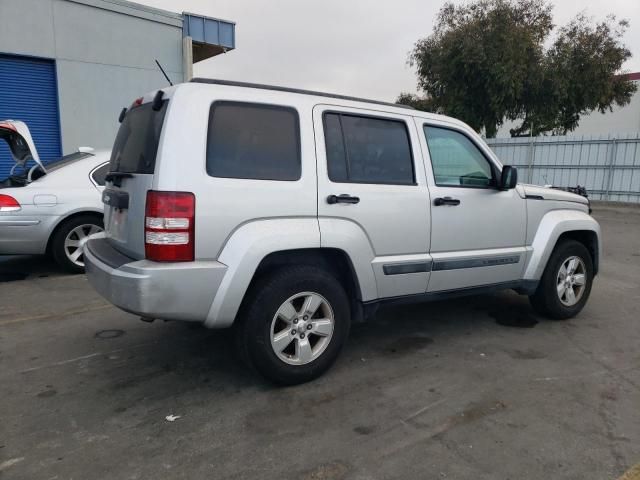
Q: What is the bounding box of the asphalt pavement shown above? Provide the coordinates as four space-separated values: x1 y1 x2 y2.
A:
1 205 639 480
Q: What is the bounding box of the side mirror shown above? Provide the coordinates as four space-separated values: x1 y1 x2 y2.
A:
499 165 518 190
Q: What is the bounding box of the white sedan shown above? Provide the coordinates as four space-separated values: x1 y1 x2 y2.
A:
0 120 109 272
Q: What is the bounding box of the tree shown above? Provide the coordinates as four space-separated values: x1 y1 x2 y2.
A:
399 0 637 137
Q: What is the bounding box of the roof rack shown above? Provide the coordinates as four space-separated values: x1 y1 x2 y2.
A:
189 78 414 110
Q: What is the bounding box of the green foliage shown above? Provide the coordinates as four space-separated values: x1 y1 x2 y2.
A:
400 0 637 137
396 93 436 111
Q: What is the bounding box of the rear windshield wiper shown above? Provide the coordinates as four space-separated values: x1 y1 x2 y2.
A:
105 171 133 187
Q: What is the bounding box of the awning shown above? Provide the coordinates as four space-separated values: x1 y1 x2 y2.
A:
183 13 235 63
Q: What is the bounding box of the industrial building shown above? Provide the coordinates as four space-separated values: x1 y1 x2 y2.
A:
0 0 235 177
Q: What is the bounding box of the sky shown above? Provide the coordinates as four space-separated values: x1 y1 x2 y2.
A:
138 0 640 103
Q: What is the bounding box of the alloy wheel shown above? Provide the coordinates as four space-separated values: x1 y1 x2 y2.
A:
64 224 103 267
270 291 335 365
556 256 587 307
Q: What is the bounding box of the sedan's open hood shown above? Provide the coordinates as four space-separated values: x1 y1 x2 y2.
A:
0 120 45 174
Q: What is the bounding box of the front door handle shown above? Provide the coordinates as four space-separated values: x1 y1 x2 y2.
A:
327 194 360 205
433 196 460 206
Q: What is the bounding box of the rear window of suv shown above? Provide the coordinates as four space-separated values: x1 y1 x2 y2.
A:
206 102 301 181
109 101 168 174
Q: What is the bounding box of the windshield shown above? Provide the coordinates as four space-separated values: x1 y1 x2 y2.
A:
109 101 168 174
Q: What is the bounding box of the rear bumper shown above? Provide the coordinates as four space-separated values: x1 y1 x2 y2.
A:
84 238 227 323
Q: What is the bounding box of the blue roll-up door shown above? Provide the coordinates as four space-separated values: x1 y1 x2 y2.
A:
0 54 62 179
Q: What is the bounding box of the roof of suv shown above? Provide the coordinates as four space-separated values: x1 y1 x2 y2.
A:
190 78 416 111
186 78 470 130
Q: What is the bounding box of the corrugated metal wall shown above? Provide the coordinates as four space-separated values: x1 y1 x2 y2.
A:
486 134 640 203
0 54 62 179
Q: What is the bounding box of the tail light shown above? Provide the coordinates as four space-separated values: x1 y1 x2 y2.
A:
145 191 195 262
0 194 21 212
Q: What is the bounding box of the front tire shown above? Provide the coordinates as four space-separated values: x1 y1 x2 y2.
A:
529 239 594 320
51 215 104 273
235 265 351 385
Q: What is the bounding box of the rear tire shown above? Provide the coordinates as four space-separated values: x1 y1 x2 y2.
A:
51 214 103 274
235 265 351 385
529 239 594 320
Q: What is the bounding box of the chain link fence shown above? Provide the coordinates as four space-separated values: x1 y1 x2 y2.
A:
486 133 640 203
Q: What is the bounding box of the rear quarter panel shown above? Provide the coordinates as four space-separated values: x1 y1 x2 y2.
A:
0 156 106 254
155 84 319 261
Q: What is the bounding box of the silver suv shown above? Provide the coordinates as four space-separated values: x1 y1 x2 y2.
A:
85 79 601 385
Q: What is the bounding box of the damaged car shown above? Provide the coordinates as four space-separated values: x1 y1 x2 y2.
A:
0 120 109 272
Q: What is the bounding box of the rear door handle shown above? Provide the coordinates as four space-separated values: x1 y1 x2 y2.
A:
327 194 360 205
433 196 460 206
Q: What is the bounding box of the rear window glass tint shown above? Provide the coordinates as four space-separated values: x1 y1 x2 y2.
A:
324 113 415 185
109 101 167 174
206 102 301 181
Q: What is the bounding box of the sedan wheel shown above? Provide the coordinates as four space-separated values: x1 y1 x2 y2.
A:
64 224 103 268
51 215 104 273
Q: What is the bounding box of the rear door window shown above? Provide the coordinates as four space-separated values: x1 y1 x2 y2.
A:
323 113 415 185
206 102 301 181
109 101 168 174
